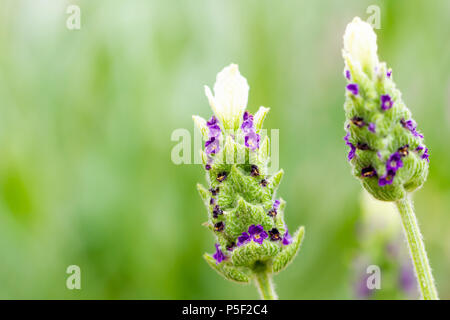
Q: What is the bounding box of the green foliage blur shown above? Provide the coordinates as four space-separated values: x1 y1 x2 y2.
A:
0 0 449 299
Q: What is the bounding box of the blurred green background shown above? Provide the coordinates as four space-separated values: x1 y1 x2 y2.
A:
0 0 449 299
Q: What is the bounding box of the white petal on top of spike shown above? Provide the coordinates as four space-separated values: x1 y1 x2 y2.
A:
343 17 379 74
204 64 249 129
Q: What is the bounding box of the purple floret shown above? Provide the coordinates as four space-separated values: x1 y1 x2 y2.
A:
273 200 280 210
401 119 424 139
380 94 393 111
245 131 260 151
237 232 250 246
205 137 220 155
248 224 268 244
345 70 351 80
386 152 403 172
213 243 226 264
282 228 293 245
207 116 221 138
387 69 392 78
346 83 359 95
378 169 396 186
344 132 356 161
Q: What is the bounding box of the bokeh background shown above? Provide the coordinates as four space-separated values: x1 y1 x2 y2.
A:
0 0 448 299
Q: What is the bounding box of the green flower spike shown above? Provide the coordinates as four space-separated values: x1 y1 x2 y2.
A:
342 17 438 299
193 64 305 300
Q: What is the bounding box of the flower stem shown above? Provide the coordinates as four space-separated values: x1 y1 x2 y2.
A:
254 271 278 300
395 196 439 300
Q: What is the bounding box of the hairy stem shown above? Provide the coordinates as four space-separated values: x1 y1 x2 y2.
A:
254 271 278 300
395 196 438 300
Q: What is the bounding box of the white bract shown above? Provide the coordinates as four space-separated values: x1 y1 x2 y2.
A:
204 64 249 130
343 17 379 73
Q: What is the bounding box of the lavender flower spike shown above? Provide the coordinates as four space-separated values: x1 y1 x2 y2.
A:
196 64 305 300
342 17 438 300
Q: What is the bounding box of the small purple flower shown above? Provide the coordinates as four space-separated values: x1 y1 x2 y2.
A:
207 116 221 138
421 147 430 162
415 145 430 162
212 205 223 219
259 179 268 187
378 169 396 186
250 165 260 177
267 209 277 218
205 156 213 170
244 131 260 151
213 243 226 264
243 111 253 122
241 119 254 134
241 111 254 134
348 145 356 161
282 228 292 245
273 200 280 210
344 132 356 161
398 145 409 157
368 123 376 133
346 83 359 95
248 224 268 244
386 152 403 172
357 142 370 150
401 118 424 139
268 228 281 241
351 116 365 128
207 116 218 127
214 221 225 232
387 69 392 78
380 94 393 111
226 242 236 252
205 137 220 155
209 187 219 196
210 198 215 205
216 172 227 183
237 232 251 246
361 166 377 178
345 70 351 80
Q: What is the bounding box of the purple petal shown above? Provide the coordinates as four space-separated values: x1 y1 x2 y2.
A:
273 200 280 210
345 70 351 80
245 131 260 151
243 111 253 122
380 94 393 111
253 230 268 244
346 83 359 95
205 137 220 155
378 170 396 186
344 132 356 161
386 152 403 172
212 243 226 264
368 123 376 133
208 124 221 138
386 69 392 78
206 116 218 127
248 224 264 236
237 232 250 246
282 229 292 245
421 148 430 162
401 119 424 138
